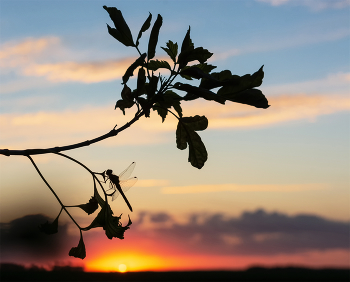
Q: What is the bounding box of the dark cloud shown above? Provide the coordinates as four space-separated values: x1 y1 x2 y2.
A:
134 209 350 256
149 212 173 223
0 214 75 262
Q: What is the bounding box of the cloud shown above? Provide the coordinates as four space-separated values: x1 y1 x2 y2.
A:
162 183 328 194
256 0 350 10
134 209 350 256
0 37 60 70
1 211 348 268
1 91 349 149
0 36 157 84
0 214 75 264
21 58 137 83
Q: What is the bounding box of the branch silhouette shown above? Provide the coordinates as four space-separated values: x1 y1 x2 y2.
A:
1 6 269 259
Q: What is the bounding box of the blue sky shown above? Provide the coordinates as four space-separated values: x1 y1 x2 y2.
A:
0 0 349 270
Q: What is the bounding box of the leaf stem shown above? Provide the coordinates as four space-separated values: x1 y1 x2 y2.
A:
54 152 108 202
27 155 81 230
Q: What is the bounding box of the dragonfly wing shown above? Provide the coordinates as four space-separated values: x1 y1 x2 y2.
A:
119 177 138 194
111 189 120 201
119 162 136 181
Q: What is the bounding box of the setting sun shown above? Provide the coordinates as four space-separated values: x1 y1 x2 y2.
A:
85 253 167 272
118 264 127 273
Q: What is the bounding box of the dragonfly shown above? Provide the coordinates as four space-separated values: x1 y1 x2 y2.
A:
104 162 137 212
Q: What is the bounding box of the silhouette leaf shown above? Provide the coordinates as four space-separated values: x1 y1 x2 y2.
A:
176 115 208 169
69 233 86 260
115 85 134 114
136 13 152 46
82 203 131 240
148 14 163 60
201 66 264 91
173 82 225 104
220 88 270 109
77 196 98 215
180 66 217 80
181 27 194 53
161 40 178 62
103 6 134 47
38 213 60 235
164 90 183 118
153 102 167 122
136 67 146 95
93 179 105 208
145 75 159 100
122 53 147 84
179 47 213 68
181 115 208 131
147 60 171 71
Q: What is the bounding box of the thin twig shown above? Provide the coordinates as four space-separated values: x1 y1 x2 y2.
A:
27 155 81 230
54 152 108 202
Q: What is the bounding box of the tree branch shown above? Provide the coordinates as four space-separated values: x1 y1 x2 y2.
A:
0 110 145 157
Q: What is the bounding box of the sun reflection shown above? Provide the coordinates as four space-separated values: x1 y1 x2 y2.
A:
118 264 127 272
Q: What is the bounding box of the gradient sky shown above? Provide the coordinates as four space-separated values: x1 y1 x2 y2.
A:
0 0 349 272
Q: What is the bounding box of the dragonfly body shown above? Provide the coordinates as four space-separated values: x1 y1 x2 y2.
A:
104 163 137 212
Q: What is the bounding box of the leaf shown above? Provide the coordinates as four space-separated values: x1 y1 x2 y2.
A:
153 102 167 122
250 65 265 88
137 97 151 117
145 75 159 99
173 82 225 104
69 233 86 260
38 210 61 235
201 66 265 92
136 67 146 95
181 115 208 131
180 66 216 80
77 196 99 215
147 60 171 71
136 13 152 46
164 90 183 118
103 6 134 47
82 203 132 240
115 85 135 114
181 27 194 53
199 69 233 90
115 99 132 115
176 116 208 169
93 178 105 208
178 47 213 68
192 63 217 74
121 84 133 102
214 66 268 108
122 53 147 84
148 14 163 60
219 88 270 109
161 40 178 62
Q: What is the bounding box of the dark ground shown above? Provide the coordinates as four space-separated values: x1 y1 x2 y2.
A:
0 263 349 281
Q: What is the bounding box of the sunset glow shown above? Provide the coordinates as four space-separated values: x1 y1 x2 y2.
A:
85 253 167 272
0 0 349 273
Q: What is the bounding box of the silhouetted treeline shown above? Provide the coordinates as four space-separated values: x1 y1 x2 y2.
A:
0 263 348 281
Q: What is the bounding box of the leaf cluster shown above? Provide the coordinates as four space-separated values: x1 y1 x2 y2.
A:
39 178 131 260
104 6 269 169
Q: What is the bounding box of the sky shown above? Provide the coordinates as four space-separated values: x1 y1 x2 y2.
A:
0 0 349 272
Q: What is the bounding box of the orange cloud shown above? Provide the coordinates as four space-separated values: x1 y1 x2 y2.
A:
0 37 175 84
1 93 349 149
0 37 60 69
21 58 137 83
161 183 328 194
184 93 350 129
